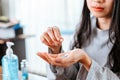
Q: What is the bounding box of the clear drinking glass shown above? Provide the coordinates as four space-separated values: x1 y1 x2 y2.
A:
0 74 9 80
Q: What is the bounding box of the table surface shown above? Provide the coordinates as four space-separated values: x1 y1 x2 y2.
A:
0 66 48 80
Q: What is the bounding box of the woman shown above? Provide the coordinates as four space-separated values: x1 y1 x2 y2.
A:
38 0 120 80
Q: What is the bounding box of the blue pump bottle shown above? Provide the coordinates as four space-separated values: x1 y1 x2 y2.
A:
2 42 19 80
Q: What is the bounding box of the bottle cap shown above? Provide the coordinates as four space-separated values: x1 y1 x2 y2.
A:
21 59 27 67
6 41 14 56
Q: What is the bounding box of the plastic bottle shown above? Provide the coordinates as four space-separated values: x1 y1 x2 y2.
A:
2 42 19 80
21 59 28 80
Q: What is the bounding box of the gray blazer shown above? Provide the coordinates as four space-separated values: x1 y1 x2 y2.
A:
48 15 120 80
48 48 120 80
49 59 120 80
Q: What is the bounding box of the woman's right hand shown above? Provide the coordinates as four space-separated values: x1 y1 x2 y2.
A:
40 26 64 54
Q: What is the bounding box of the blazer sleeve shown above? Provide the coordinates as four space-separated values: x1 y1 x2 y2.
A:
86 59 120 80
49 63 79 80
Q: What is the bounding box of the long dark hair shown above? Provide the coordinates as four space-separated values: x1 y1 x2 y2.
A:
71 0 120 73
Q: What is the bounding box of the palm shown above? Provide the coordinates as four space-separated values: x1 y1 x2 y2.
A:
37 49 84 67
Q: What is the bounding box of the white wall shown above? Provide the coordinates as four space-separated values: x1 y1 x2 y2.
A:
1 0 84 77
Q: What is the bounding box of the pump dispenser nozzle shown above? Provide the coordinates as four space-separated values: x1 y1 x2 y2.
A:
6 42 14 56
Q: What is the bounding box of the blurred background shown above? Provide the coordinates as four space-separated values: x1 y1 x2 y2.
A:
0 0 84 78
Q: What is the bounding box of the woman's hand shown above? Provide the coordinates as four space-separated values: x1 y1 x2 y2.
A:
40 26 63 54
37 49 92 71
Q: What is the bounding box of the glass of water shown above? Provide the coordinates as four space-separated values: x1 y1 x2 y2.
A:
0 74 9 80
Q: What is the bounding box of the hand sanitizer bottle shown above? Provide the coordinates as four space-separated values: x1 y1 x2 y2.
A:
2 42 19 80
21 59 28 80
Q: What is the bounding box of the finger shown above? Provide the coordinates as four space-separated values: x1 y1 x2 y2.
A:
47 27 57 42
40 36 58 49
47 53 71 67
47 27 61 46
56 53 68 58
37 52 49 62
53 53 66 63
49 54 58 58
45 53 56 65
59 36 64 42
46 53 64 66
37 52 64 66
43 32 61 47
40 36 52 47
52 26 63 42
37 52 51 64
43 32 54 44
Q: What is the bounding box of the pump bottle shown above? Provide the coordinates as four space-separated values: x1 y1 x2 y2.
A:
2 42 19 80
21 59 28 80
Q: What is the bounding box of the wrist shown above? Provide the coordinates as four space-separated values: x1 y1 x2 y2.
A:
79 53 92 71
50 46 61 54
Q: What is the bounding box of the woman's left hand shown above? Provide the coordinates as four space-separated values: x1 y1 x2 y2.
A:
37 49 92 71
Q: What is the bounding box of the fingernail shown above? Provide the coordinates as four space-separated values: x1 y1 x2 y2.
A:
60 38 63 42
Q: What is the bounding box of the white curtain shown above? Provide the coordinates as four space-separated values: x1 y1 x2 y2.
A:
2 0 84 76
